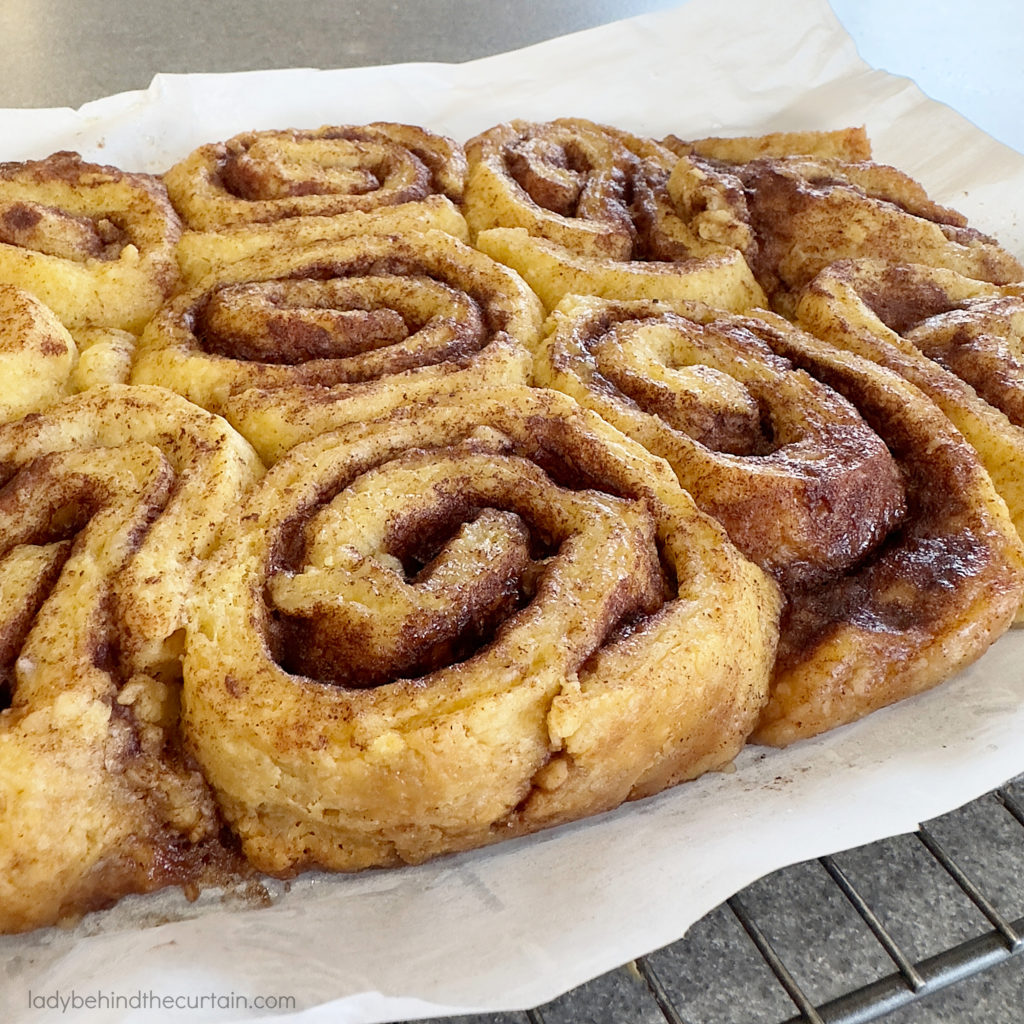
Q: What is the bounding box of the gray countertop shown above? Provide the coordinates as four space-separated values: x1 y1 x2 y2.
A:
2 2 1023 1021
1 0 1022 155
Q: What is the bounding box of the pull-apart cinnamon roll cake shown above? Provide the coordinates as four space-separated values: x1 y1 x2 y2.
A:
0 116 1022 933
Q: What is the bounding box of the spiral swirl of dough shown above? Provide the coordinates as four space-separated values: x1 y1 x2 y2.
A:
164 123 470 283
465 118 698 258
130 230 541 418
165 122 467 228
531 295 1024 743
534 295 905 588
183 386 781 874
666 148 1024 316
464 118 766 312
0 384 262 933
0 152 182 332
797 260 1024 610
752 320 1024 742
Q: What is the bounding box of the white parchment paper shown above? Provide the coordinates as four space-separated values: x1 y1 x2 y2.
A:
2 0 1024 1021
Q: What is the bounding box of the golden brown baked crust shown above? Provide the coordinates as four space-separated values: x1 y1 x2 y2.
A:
130 230 541 419
475 226 765 313
465 118 696 258
662 126 873 163
165 122 468 228
754 318 1024 743
0 384 261 933
648 139 1024 318
174 195 470 286
534 295 905 587
656 128 872 280
68 325 138 390
0 151 182 331
532 295 1024 743
0 116 1022 932
183 386 781 873
0 284 77 421
0 284 141 423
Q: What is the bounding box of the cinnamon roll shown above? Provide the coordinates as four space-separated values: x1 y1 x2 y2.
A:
130 230 541 418
183 386 781 874
465 118 700 258
0 151 181 331
533 295 1024 744
654 139 1024 316
464 118 765 311
656 128 872 281
796 260 1024 602
164 123 470 282
0 385 262 933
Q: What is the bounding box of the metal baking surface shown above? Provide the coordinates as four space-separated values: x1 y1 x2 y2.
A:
399 774 1024 1023
2 1 1022 1021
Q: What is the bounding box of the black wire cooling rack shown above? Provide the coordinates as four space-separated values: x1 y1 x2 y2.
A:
411 774 1024 1024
